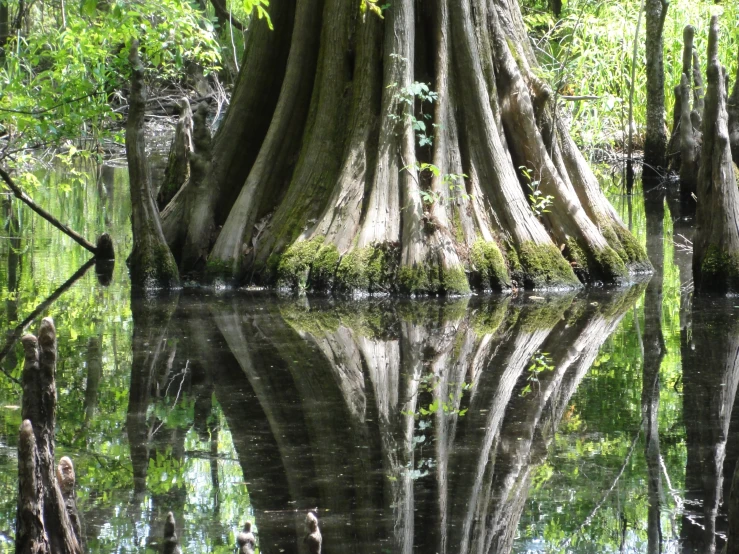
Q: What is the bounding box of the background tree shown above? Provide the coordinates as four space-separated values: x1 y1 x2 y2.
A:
644 0 669 177
692 16 739 294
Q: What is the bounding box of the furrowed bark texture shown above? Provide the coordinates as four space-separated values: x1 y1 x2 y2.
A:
729 46 739 167
643 0 668 174
668 25 703 210
126 41 180 289
17 318 83 554
196 0 649 293
161 0 296 274
668 25 695 172
693 16 739 294
157 98 193 210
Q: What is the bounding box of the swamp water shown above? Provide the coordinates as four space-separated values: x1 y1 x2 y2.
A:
0 163 736 554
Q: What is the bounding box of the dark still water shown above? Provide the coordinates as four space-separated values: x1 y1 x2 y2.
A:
1 162 738 554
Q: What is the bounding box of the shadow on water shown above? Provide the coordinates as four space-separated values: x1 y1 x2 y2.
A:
3 163 739 553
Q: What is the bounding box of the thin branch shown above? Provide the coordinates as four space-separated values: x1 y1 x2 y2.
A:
560 426 643 549
0 91 104 115
0 165 99 254
209 0 246 32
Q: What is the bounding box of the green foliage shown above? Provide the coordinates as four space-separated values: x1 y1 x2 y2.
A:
520 350 554 397
359 0 389 19
388 59 472 211
521 0 739 152
519 165 554 217
0 0 222 163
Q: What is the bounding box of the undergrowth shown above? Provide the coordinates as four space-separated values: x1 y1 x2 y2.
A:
521 0 738 154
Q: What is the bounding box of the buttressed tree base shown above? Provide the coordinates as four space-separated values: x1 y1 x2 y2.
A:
161 0 651 293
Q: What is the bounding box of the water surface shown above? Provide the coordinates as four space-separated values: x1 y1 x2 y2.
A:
0 163 736 553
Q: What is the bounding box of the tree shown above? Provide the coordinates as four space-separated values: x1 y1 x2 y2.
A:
161 0 650 293
643 0 669 176
692 16 739 294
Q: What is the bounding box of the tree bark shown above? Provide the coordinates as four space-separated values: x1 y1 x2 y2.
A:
161 0 297 274
729 46 739 168
643 0 668 176
157 98 193 211
667 25 694 172
195 0 650 292
126 41 180 289
693 16 739 294
642 180 665 554
680 298 739 553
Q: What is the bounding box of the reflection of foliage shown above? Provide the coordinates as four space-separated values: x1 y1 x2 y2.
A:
0 165 254 552
520 350 553 397
515 196 686 553
402 373 471 418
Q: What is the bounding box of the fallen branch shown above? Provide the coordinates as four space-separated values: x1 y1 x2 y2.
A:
0 166 108 257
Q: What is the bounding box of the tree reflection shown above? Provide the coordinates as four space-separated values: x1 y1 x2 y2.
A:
172 290 643 553
680 297 739 553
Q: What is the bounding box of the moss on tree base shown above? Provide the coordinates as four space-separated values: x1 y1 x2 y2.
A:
518 242 580 290
470 240 510 291
129 242 180 290
698 245 739 292
398 263 470 296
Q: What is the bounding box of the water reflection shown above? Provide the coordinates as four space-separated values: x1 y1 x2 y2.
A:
119 289 639 553
3 163 739 553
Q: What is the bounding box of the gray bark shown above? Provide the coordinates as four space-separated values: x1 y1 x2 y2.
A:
199 0 650 292
644 0 668 173
693 16 739 294
157 98 193 210
126 41 179 289
728 46 739 167
16 319 83 554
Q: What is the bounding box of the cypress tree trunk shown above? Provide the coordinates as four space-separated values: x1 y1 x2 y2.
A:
126 41 180 289
157 98 193 211
643 0 668 176
693 16 739 294
189 0 650 293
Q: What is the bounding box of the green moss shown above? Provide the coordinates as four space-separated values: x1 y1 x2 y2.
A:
504 241 522 279
470 297 511 336
398 262 471 295
335 246 389 292
592 245 628 282
451 209 465 244
399 265 439 295
130 242 180 290
311 243 340 289
470 240 510 290
518 241 579 289
699 244 739 291
204 257 235 282
565 238 586 268
566 236 627 283
613 223 650 267
277 237 324 288
519 294 576 332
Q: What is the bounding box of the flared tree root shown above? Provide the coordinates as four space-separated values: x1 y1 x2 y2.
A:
189 0 649 294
